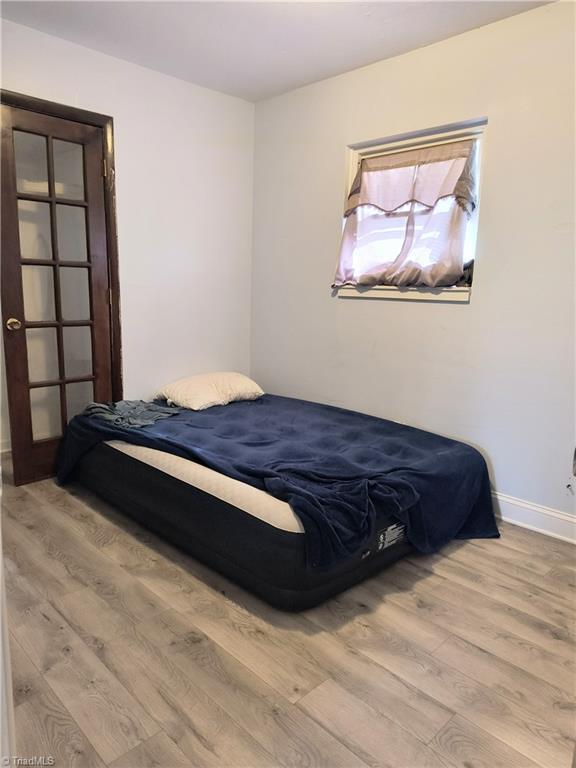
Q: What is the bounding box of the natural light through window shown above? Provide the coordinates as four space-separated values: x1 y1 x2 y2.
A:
334 121 484 299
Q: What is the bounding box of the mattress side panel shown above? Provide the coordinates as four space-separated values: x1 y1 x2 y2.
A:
75 444 412 607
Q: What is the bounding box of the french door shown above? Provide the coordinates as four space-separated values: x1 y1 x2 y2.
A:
1 98 120 485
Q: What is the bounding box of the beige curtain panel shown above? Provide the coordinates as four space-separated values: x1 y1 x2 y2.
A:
334 139 477 288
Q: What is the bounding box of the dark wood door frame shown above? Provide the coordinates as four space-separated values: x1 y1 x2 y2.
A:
1 89 122 401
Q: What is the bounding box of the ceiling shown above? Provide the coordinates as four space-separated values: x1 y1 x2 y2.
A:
1 1 547 101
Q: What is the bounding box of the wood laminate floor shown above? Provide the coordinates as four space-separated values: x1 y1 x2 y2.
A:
2 470 575 768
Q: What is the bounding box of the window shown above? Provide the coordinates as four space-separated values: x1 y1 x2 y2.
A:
334 121 485 301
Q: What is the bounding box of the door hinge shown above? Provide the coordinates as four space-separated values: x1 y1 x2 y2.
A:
108 288 113 306
102 157 107 177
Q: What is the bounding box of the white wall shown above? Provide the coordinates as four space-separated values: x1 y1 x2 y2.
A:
251 3 575 525
1 20 254 409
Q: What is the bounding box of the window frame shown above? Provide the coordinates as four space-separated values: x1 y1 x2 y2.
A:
335 118 487 303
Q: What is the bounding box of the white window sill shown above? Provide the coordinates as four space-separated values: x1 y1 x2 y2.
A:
335 285 471 303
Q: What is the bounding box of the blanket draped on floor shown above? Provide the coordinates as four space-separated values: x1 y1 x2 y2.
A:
57 394 498 568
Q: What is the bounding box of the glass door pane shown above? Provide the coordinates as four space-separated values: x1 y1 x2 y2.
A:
18 200 53 260
66 381 93 421
30 386 62 440
63 326 92 378
53 139 84 200
59 267 91 320
26 328 60 383
13 131 49 195
21 265 56 321
56 204 88 261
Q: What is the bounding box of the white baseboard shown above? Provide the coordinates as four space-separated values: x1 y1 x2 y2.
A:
493 492 576 545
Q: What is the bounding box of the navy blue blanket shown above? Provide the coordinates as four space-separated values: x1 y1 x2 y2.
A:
58 394 498 568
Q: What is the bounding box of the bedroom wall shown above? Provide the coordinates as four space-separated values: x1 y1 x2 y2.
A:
1 19 254 447
251 3 575 535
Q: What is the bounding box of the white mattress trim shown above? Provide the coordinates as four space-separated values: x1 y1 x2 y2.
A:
105 440 304 534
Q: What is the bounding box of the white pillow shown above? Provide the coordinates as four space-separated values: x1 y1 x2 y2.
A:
156 371 264 411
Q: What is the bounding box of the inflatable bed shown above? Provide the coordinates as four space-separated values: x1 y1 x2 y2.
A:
58 378 499 611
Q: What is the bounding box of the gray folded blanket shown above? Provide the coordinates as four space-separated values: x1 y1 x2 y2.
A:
83 400 179 428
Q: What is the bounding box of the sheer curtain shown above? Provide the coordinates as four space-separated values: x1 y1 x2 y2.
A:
334 140 477 288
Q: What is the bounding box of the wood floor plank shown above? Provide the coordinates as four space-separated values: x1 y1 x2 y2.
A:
48 671 158 760
9 634 43 708
63 480 203 580
433 634 575 738
4 493 166 624
357 624 574 768
460 538 553 578
98 624 277 767
430 714 543 768
25 480 161 571
299 678 450 768
13 601 159 763
117 541 455 745
307 581 450 654
443 538 571 598
125 553 223 612
14 679 105 768
2 481 35 508
13 599 89 676
167 586 454 744
307 635 455 745
408 549 575 631
3 516 82 601
2 552 45 630
138 608 370 768
374 561 576 685
392 560 575 659
548 565 576 592
110 732 192 768
497 522 576 567
177 591 329 702
28 480 220 618
356 566 576 697
53 587 137 653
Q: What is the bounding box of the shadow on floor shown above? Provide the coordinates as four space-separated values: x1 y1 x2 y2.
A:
3 457 467 636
